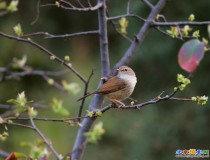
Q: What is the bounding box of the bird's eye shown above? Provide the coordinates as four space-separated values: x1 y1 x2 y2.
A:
124 69 128 71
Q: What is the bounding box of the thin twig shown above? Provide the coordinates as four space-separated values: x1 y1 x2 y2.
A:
21 30 99 39
29 117 62 160
3 121 34 130
76 0 85 8
127 0 132 14
152 21 210 27
60 0 75 8
142 0 154 9
42 75 65 91
7 115 89 123
99 90 181 112
45 30 99 39
31 0 41 25
107 13 145 22
87 0 93 7
41 2 103 11
22 32 48 37
77 69 95 120
169 97 192 101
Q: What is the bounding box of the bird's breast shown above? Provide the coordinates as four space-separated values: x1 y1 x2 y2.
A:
106 75 137 100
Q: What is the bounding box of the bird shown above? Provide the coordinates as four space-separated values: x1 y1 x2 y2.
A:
77 66 137 107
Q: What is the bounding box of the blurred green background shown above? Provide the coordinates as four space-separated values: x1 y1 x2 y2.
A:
0 0 210 160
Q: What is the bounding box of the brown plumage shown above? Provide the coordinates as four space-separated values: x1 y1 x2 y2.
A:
77 66 137 106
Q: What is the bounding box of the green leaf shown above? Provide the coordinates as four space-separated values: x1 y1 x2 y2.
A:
176 74 191 91
0 131 9 141
7 91 34 116
12 55 27 68
7 0 19 12
50 55 55 60
188 14 195 21
119 17 129 34
191 97 197 101
7 99 21 105
84 122 105 143
192 30 200 38
87 110 94 117
51 98 69 116
196 96 208 105
47 78 54 85
56 107 69 116
20 139 50 159
96 111 102 116
62 81 81 95
55 1 60 7
28 107 38 117
181 25 192 36
13 23 23 37
166 26 179 38
64 55 70 61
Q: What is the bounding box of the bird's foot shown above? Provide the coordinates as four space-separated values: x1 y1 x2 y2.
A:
111 99 125 109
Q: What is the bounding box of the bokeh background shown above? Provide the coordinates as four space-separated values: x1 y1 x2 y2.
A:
0 0 210 160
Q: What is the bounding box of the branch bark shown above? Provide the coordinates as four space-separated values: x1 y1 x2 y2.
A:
71 0 110 159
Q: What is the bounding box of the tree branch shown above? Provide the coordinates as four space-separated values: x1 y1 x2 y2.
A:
29 117 62 160
0 150 9 159
45 30 99 39
41 1 103 12
142 0 154 9
71 0 110 159
4 91 194 124
107 13 145 21
115 0 168 69
152 21 210 27
0 32 86 83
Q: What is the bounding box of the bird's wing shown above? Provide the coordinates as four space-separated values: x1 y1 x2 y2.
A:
97 76 127 95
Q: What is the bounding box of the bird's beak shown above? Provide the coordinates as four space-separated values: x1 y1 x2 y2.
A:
116 68 119 71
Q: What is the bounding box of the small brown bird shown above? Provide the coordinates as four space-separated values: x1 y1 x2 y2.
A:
77 66 137 107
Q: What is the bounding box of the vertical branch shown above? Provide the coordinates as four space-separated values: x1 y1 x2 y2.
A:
127 0 132 14
71 0 110 160
98 0 110 76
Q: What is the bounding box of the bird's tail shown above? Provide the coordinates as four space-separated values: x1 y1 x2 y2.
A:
77 91 96 102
